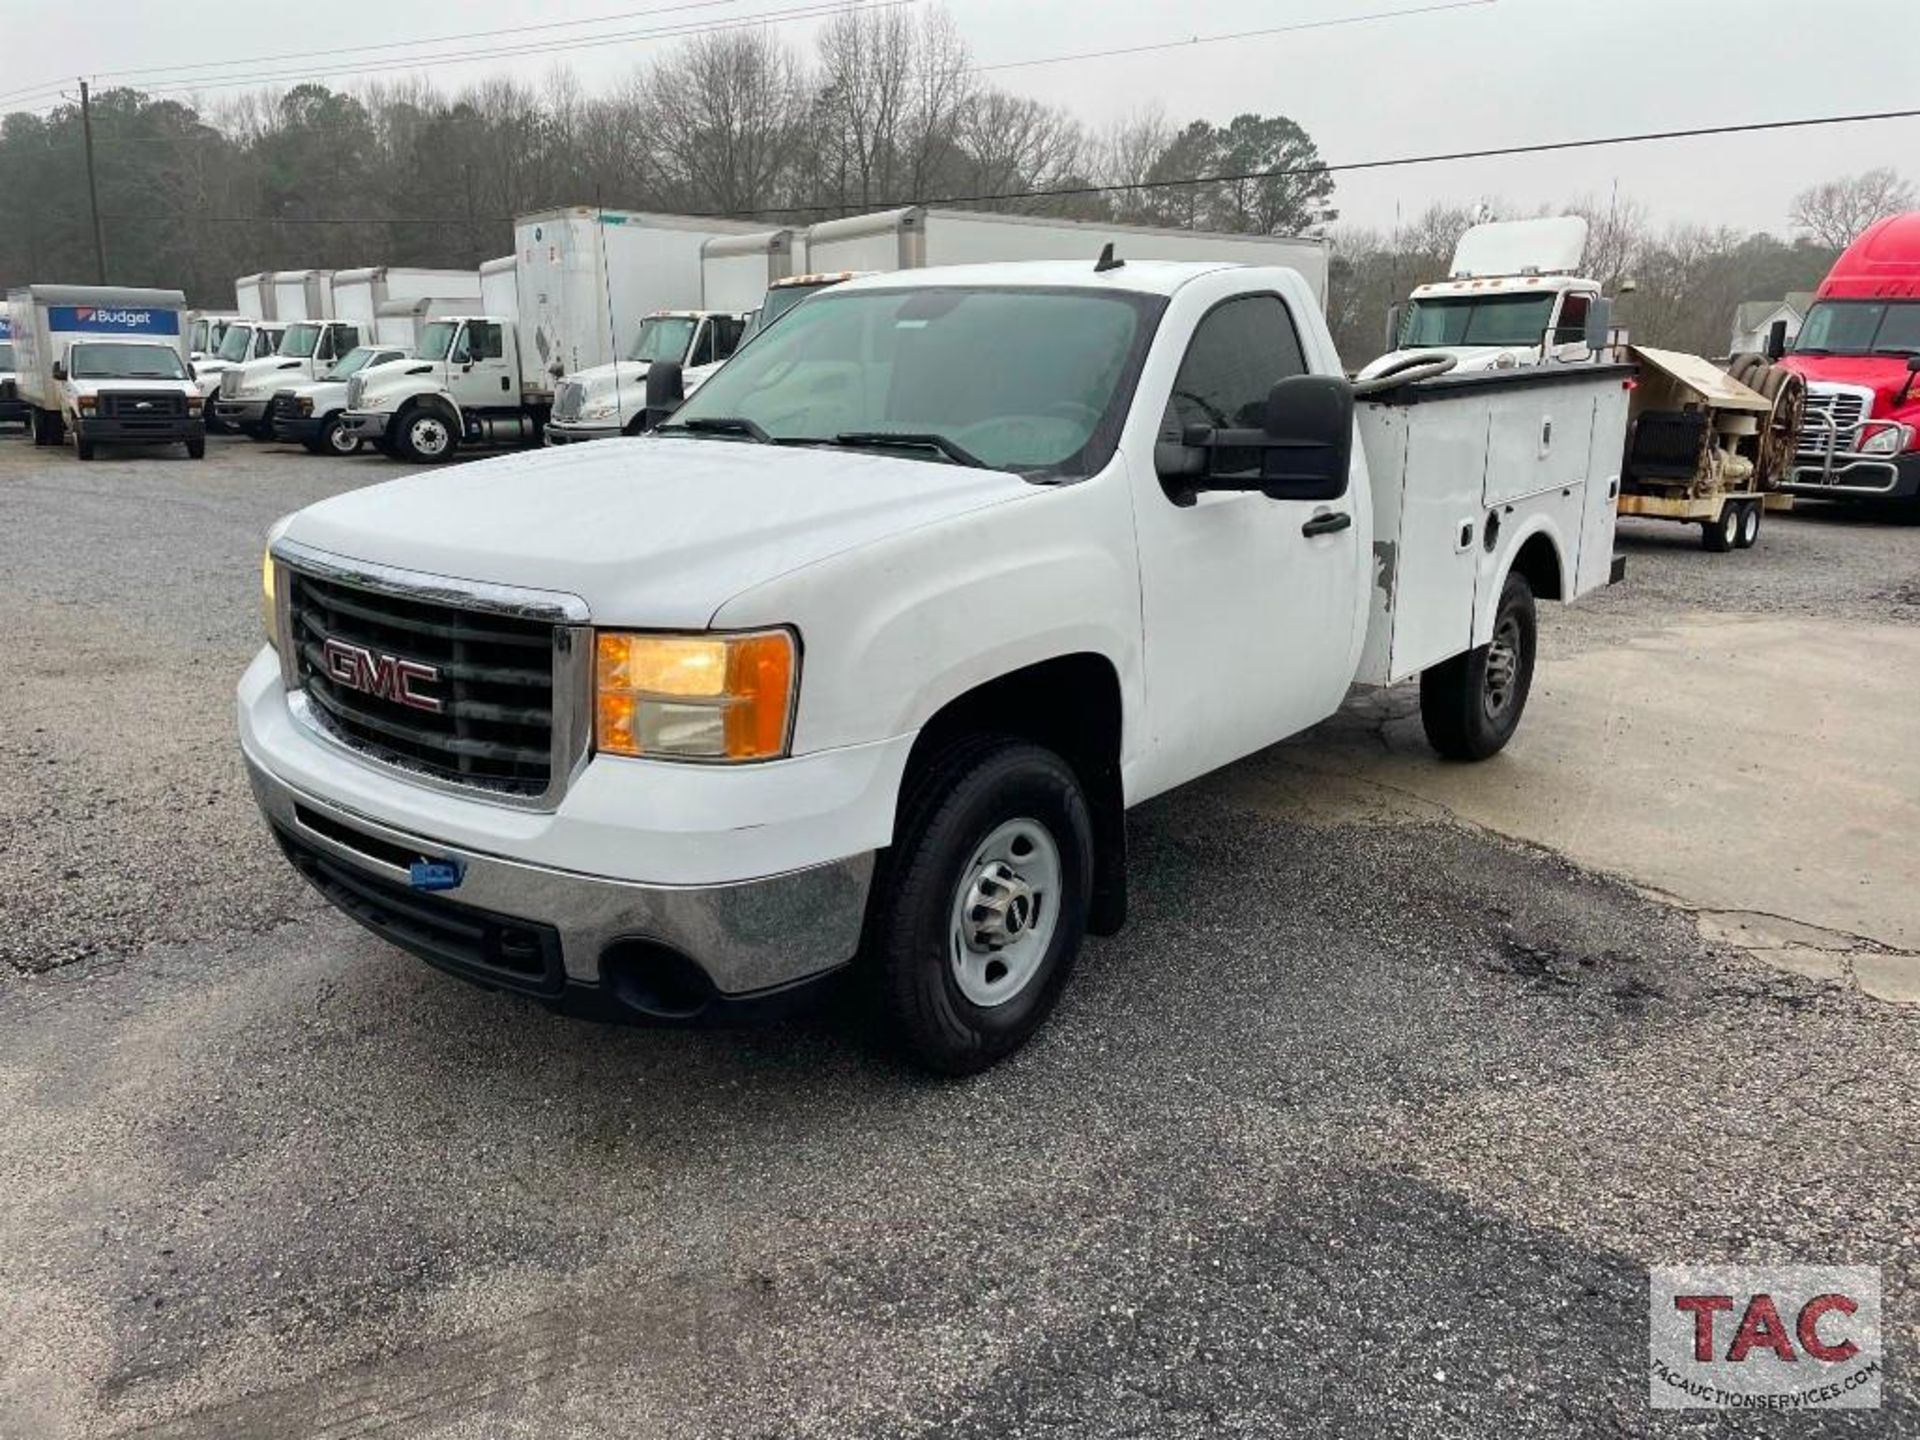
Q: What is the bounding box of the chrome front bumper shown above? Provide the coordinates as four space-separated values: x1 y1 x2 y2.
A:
214 397 270 426
246 755 874 1005
340 410 391 441
544 422 621 446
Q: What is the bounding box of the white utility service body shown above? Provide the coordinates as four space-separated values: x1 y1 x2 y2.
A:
241 259 1627 1072
341 212 758 460
1362 216 1607 379
6 284 203 457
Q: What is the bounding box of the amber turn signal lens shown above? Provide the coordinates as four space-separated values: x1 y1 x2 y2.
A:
595 630 796 762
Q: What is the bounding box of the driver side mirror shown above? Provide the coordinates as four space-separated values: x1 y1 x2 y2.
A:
1765 319 1789 362
1897 352 1920 407
1584 298 1613 353
642 359 684 432
51 361 66 381
1156 375 1354 503
1384 302 1405 354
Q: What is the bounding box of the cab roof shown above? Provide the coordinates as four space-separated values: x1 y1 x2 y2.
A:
836 258 1249 298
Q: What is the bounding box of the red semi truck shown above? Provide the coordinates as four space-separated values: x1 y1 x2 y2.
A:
1777 211 1920 506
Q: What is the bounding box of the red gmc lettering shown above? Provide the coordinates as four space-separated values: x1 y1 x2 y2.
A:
320 638 442 713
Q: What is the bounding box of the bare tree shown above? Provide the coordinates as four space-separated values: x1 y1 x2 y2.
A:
1789 168 1916 249
641 28 807 216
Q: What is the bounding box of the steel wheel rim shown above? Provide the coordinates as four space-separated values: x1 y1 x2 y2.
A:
327 422 358 455
1484 614 1522 719
1741 506 1759 545
1723 508 1739 546
949 817 1062 1009
411 417 449 455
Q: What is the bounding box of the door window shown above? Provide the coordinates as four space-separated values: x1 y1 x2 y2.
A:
688 321 716 369
1553 293 1591 347
466 322 503 361
1163 295 1309 490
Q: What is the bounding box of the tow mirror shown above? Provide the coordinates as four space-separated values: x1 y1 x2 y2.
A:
1384 302 1405 354
1896 352 1920 407
51 361 66 382
1765 319 1789 362
1158 376 1354 503
643 359 685 431
1585 297 1613 353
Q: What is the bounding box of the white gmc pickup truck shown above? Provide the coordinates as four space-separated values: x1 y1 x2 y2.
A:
240 258 1630 1073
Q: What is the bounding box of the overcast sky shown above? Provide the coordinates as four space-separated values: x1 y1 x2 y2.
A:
4 0 1916 235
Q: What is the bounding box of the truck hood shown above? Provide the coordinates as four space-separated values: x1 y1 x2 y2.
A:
230 355 312 396
1357 345 1537 380
1780 354 1920 419
568 359 652 397
280 435 1040 627
69 377 197 396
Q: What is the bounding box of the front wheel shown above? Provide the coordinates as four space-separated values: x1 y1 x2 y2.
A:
318 414 361 456
74 432 95 461
867 737 1094 1075
394 407 458 464
186 434 206 459
1420 572 1537 761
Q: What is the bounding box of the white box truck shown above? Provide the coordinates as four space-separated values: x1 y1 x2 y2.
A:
0 300 26 429
8 284 204 458
342 212 759 462
332 267 480 331
242 256 1629 1074
271 270 335 323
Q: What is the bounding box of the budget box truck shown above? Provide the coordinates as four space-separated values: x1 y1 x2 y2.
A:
8 284 204 458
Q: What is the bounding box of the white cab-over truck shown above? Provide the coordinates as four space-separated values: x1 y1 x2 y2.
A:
8 284 205 458
1362 217 1613 380
241 258 1629 1073
342 210 758 461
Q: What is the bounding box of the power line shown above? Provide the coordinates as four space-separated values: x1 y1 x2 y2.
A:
106 105 1920 228
974 0 1496 73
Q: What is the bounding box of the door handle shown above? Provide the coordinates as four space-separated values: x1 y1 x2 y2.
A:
1301 510 1352 537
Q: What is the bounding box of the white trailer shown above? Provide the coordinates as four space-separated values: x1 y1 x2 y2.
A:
270 270 335 323
700 228 805 315
803 207 1332 308
236 274 274 321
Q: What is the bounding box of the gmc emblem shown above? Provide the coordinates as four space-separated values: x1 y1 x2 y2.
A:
320 637 443 713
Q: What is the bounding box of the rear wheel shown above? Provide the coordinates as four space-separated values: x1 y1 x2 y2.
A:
868 736 1093 1075
1702 503 1738 552
1735 499 1761 549
394 406 457 464
1420 572 1537 761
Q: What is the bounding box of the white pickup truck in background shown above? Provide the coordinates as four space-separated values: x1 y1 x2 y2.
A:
241 256 1628 1073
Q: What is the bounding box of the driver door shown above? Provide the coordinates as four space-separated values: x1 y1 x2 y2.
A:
449 321 513 410
1131 292 1364 794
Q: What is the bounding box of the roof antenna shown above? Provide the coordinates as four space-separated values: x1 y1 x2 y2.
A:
1094 242 1124 273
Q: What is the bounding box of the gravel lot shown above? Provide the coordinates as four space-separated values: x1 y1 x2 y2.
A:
2 435 1917 1437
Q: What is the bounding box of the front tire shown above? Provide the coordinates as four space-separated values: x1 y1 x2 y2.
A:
868 737 1094 1075
186 434 206 460
1420 572 1537 761
74 432 95 461
317 414 361 457
394 406 457 464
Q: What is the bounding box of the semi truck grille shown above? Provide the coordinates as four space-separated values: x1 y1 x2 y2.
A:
345 374 366 410
1799 386 1870 457
553 380 585 422
220 370 241 399
288 570 562 798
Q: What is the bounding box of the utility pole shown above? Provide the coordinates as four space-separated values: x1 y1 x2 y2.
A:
79 78 107 283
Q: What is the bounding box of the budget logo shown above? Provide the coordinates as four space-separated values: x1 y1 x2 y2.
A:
49 305 179 336
1649 1265 1881 1410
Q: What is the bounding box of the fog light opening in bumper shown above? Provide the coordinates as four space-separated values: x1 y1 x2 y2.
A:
600 939 719 1021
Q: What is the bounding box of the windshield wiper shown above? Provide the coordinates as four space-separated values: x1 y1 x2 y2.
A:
659 415 772 443
829 431 986 468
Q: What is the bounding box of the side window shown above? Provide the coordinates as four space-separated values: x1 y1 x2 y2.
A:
713 316 743 362
1554 293 1590 346
1163 295 1308 491
337 325 360 354
689 321 716 369
464 322 502 361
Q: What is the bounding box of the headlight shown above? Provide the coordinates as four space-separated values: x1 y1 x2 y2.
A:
297 397 314 416
76 395 98 412
1859 423 1914 457
261 545 278 647
579 397 618 422
595 630 796 762
186 395 204 413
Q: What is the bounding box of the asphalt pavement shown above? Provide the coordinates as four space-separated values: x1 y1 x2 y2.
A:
2 435 1916 1438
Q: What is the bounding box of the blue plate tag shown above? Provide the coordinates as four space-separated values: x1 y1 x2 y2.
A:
408 859 464 892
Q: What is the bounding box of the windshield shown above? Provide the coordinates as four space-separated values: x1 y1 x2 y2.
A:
1401 293 1558 348
279 323 321 358
215 325 253 363
1793 301 1920 356
748 282 836 341
69 343 188 380
627 316 698 364
418 321 457 361
0 342 14 370
327 347 387 379
666 285 1162 477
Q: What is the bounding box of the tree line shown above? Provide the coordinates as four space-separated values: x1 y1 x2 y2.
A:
0 6 1910 368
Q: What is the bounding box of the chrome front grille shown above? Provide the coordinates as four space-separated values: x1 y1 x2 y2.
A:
553 380 585 423
220 369 241 399
281 560 591 807
1798 384 1872 457
345 373 366 410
